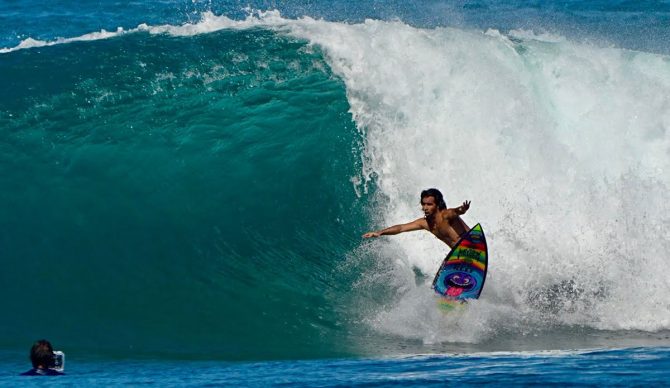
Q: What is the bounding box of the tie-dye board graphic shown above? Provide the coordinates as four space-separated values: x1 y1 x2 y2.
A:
432 224 488 310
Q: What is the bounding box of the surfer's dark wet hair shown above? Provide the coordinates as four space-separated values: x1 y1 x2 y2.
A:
29 340 55 368
420 188 447 210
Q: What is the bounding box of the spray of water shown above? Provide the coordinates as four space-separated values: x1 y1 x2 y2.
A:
7 10 668 344
273 14 670 341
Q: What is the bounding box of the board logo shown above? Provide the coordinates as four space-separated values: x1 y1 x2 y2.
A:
444 272 477 294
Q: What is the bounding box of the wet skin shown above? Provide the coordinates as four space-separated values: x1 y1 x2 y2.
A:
362 195 470 248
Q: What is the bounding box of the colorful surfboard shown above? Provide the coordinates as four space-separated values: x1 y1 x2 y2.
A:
432 223 488 309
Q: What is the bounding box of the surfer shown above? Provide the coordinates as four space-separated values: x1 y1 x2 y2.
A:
362 188 470 248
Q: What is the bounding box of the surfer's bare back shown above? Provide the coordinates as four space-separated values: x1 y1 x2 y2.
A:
362 188 471 248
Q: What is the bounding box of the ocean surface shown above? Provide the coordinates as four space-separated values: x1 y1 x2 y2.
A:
1 0 669 385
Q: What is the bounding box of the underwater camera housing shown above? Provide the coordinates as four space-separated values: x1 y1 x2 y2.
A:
52 351 65 372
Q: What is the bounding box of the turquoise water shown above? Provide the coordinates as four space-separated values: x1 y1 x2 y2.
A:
2 0 670 383
3 347 670 385
1 28 367 360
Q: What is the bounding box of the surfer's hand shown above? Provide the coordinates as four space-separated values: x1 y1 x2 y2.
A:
459 201 471 214
362 231 381 238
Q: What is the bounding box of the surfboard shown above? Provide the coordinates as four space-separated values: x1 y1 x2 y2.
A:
432 223 488 310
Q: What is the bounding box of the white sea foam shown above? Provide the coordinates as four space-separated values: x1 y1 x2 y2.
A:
261 13 670 339
4 10 669 342
0 27 128 53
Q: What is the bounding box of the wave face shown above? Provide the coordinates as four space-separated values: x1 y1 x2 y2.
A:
2 4 670 360
0 27 367 360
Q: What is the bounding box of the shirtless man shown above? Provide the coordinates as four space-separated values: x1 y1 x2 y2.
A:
362 188 471 248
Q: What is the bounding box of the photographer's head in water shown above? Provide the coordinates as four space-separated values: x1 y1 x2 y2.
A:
20 339 64 376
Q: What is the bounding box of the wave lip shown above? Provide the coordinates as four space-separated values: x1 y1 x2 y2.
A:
0 10 285 54
0 27 129 53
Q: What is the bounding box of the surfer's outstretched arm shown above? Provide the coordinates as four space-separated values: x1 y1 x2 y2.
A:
445 200 471 219
362 218 426 238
